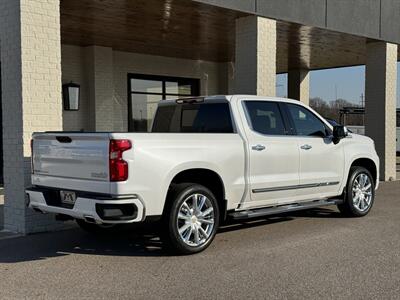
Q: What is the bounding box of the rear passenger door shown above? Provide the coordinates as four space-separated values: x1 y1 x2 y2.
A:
241 100 300 208
284 103 345 199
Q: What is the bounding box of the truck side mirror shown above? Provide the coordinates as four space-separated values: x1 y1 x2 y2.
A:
333 125 348 144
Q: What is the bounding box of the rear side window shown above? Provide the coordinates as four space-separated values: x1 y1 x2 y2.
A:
152 102 234 133
244 101 286 135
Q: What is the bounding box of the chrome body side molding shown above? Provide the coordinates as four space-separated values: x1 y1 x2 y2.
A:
252 181 340 194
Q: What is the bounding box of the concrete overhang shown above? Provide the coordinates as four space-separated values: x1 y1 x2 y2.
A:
194 0 400 45
61 0 397 73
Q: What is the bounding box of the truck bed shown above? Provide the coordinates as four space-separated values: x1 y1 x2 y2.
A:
31 131 246 216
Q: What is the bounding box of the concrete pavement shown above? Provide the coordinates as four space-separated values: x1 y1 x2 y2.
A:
0 182 400 299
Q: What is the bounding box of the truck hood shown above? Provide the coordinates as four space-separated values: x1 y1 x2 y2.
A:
349 133 375 145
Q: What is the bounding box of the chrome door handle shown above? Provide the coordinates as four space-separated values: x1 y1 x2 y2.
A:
300 144 312 150
252 144 266 151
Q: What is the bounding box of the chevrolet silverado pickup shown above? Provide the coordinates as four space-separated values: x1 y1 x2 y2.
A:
26 95 379 254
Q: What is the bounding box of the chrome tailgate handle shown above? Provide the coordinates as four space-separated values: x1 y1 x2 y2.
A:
300 144 312 150
252 144 266 151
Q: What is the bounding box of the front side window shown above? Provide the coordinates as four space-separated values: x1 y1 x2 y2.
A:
244 101 286 135
286 103 328 137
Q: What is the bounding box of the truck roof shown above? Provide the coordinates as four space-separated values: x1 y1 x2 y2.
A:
161 95 310 107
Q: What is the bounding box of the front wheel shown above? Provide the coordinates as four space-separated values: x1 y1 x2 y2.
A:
338 166 375 217
162 183 220 255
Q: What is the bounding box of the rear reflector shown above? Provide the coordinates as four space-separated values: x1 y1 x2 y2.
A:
109 139 132 181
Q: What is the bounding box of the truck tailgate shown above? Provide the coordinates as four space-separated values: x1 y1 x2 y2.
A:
32 132 110 182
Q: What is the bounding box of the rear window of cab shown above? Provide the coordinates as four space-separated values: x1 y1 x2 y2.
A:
152 102 234 133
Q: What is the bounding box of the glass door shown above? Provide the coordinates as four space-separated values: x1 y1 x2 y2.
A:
128 74 200 132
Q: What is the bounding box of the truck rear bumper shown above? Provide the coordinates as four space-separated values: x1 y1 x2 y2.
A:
26 187 145 224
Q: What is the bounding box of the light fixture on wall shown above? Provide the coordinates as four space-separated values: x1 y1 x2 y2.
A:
62 82 80 111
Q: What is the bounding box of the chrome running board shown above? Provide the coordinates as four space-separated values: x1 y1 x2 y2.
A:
230 198 343 220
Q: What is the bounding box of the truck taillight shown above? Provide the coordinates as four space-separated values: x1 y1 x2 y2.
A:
109 139 132 182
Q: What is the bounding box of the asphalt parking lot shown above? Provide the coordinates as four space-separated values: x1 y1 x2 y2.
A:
0 182 400 299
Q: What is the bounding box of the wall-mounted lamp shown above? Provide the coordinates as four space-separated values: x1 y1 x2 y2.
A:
62 82 80 111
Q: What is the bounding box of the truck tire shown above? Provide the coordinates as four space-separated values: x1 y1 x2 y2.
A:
337 166 375 217
76 219 118 235
162 183 220 255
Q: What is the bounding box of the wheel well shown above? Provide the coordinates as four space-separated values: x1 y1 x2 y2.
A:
166 168 226 220
351 158 377 185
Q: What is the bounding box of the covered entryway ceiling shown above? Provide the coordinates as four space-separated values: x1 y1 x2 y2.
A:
61 0 392 73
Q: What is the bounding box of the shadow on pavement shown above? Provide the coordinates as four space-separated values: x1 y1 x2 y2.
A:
0 224 167 263
289 207 343 218
0 206 340 263
219 206 341 234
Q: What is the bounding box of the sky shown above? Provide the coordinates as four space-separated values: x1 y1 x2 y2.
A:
276 63 400 108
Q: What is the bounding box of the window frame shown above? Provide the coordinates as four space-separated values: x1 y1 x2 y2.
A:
282 102 332 138
127 73 200 132
242 100 291 137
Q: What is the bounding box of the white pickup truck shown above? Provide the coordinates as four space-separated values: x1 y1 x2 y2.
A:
26 95 379 254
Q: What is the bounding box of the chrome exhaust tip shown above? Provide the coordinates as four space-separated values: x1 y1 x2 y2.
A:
83 216 96 224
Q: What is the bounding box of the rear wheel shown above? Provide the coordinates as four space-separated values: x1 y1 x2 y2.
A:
162 183 220 255
338 166 375 217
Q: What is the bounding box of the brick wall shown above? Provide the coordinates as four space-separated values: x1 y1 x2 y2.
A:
235 16 276 96
288 69 310 105
365 42 398 180
0 0 63 233
62 45 90 131
61 45 228 132
112 50 227 131
85 46 115 131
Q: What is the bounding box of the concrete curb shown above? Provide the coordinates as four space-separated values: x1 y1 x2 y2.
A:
0 230 22 241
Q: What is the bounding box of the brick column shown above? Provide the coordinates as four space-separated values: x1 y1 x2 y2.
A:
85 46 114 131
0 0 63 233
288 69 310 105
365 42 397 181
234 16 276 96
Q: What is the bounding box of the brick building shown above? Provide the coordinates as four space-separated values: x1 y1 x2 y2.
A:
0 0 399 233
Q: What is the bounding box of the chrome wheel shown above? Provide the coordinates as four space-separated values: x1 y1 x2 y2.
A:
176 193 215 247
352 173 373 212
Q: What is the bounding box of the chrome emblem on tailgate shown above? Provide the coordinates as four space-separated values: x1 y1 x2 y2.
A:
91 172 108 179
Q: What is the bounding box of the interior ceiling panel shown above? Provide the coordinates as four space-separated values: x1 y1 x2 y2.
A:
61 0 390 73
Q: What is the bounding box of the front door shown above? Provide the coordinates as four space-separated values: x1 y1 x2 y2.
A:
284 103 345 199
241 100 300 208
